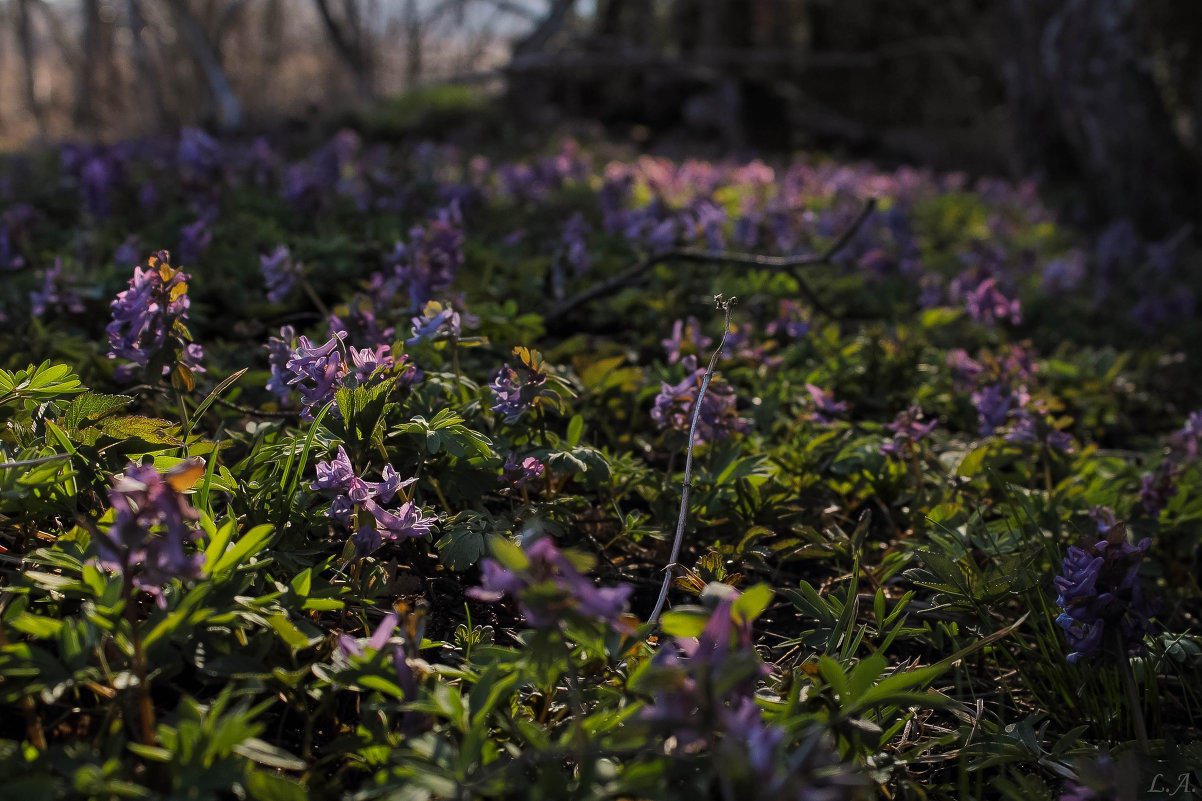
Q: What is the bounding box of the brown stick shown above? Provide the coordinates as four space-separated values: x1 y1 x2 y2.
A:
546 198 877 323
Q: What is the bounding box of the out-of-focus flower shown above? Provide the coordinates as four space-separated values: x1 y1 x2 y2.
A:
1139 462 1178 519
662 316 713 364
561 212 591 276
467 537 632 629
392 213 465 309
178 218 212 267
96 460 206 606
260 245 303 303
501 454 544 490
880 406 937 458
177 127 223 182
765 300 810 340
265 325 296 401
653 366 747 444
310 446 432 557
1054 508 1156 663
1005 408 1073 452
964 276 1021 326
1043 250 1086 293
805 383 847 425
971 384 1014 437
1169 410 1202 462
106 251 204 381
31 259 84 318
114 235 141 267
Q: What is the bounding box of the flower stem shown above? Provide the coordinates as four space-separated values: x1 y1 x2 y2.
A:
648 296 737 626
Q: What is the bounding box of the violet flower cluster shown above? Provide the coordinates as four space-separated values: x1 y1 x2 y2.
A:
879 406 937 458
467 537 632 629
652 363 747 445
106 250 204 381
1140 410 1202 517
260 245 303 303
96 461 205 606
390 207 465 309
1054 507 1156 663
310 446 435 557
500 453 544 490
489 347 552 422
641 587 864 798
406 299 477 345
805 383 847 425
662 317 713 364
31 259 84 318
283 332 397 419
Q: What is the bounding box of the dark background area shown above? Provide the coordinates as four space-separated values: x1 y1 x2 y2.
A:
1 0 1199 238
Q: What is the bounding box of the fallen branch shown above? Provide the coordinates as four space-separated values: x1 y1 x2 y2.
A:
546 198 876 323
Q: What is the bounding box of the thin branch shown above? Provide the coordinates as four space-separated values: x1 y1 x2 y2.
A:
647 295 737 627
547 198 877 323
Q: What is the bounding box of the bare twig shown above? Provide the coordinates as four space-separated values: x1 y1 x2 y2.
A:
647 295 738 626
547 198 876 323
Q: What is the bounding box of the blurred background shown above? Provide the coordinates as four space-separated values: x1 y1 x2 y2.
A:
0 0 1198 235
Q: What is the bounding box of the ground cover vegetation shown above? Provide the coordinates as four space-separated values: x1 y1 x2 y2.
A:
0 124 1200 800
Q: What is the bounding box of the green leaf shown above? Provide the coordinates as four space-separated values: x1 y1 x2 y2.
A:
957 444 991 477
488 538 529 572
233 738 307 771
436 526 488 571
731 583 773 625
566 414 585 448
96 416 182 446
659 608 710 638
65 393 133 429
245 771 309 801
211 524 275 576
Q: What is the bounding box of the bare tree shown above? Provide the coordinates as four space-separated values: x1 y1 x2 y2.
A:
164 0 243 130
312 0 376 103
15 0 43 134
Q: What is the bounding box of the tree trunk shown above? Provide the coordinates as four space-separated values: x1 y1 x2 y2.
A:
1001 0 1199 234
15 0 43 135
165 0 243 130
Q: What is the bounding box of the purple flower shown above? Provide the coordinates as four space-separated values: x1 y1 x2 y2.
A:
880 406 937 458
805 383 847 425
653 368 747 444
310 446 429 557
662 317 713 364
467 537 632 629
96 461 205 606
178 218 212 266
964 276 1021 326
81 155 115 218
1169 410 1202 462
1054 509 1156 663
114 235 141 267
264 326 296 401
260 245 303 303
489 348 550 422
641 589 772 750
1043 251 1086 293
106 251 204 379
971 384 1013 437
391 216 465 310
337 612 399 659
764 300 810 340
1139 463 1177 519
501 454 544 490
406 300 476 345
178 127 223 181
561 213 591 276
285 333 346 419
31 259 84 318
